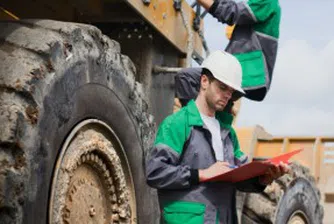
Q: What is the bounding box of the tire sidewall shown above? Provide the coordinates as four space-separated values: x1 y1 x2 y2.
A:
275 178 320 224
23 50 158 223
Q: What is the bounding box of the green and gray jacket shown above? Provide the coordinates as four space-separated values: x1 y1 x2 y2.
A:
209 0 281 101
146 100 265 224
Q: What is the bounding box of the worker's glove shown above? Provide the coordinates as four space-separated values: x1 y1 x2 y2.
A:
173 0 182 11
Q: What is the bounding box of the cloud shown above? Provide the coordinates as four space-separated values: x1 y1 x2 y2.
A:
270 40 334 105
236 40 334 136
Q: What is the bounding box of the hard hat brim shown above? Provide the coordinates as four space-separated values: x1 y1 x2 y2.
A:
212 74 245 95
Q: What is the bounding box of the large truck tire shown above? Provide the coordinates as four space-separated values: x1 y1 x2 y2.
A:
0 19 159 223
241 163 324 224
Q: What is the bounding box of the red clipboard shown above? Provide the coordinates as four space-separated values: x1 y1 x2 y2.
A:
204 149 303 183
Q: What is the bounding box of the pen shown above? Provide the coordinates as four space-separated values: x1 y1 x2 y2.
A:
229 165 239 169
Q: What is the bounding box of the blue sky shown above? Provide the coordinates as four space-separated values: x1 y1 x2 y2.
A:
192 0 334 136
279 0 333 48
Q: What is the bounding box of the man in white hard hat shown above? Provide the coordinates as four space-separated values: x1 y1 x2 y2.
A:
146 51 289 224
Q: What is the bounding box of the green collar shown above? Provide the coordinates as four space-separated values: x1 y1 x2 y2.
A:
186 100 234 127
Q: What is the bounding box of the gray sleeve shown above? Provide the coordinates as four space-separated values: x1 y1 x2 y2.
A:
235 177 266 193
146 144 198 190
209 0 257 25
234 154 248 167
175 67 201 101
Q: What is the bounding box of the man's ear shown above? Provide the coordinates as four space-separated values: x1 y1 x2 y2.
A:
201 75 209 90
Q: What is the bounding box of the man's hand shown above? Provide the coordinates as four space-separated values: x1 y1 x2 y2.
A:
259 162 290 185
197 0 215 11
199 162 232 182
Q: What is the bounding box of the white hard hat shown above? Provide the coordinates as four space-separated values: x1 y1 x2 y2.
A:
201 50 245 94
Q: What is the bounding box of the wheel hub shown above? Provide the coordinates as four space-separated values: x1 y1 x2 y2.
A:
288 210 308 224
49 120 136 224
62 153 114 223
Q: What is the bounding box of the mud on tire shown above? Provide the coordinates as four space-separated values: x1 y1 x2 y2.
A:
0 20 159 223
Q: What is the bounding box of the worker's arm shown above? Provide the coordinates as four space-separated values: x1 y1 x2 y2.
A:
229 127 267 192
198 162 232 182
175 67 201 106
197 0 279 25
196 0 214 10
146 145 198 190
146 115 197 190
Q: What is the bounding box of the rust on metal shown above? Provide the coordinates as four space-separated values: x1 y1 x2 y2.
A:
125 0 203 56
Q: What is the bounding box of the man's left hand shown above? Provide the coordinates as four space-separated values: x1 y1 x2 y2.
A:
259 162 290 185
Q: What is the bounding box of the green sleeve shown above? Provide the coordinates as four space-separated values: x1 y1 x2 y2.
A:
248 0 281 38
248 0 280 22
230 127 245 160
154 113 191 155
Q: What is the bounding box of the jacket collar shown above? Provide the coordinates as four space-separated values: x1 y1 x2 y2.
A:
186 100 234 127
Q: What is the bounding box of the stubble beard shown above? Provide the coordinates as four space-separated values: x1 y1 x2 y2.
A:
205 95 225 112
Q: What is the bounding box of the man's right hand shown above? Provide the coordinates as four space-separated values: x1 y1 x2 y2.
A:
199 162 232 182
197 0 214 11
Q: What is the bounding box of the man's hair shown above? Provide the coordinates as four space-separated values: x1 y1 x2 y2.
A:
201 68 215 84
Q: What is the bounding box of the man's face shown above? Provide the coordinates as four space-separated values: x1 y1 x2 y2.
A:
201 75 234 111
